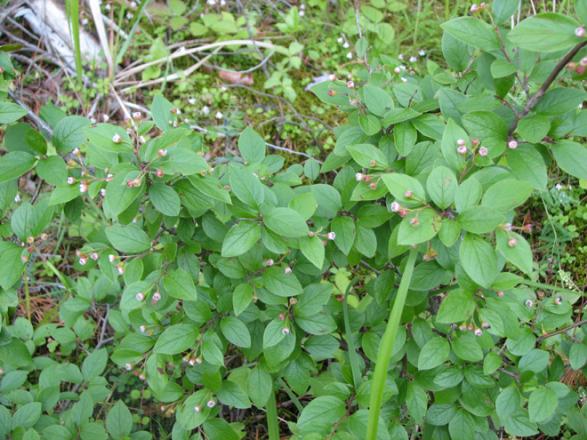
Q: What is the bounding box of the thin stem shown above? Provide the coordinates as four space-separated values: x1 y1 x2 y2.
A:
509 40 587 134
343 278 362 389
522 279 580 296
115 0 151 67
538 319 587 341
24 275 31 320
366 248 418 440
66 0 83 84
266 388 280 440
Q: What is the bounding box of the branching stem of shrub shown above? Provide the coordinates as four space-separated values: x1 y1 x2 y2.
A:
509 40 587 135
266 388 280 440
366 248 418 440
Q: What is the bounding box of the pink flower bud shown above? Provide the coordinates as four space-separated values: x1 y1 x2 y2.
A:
508 139 518 149
264 259 274 267
284 266 292 274
158 149 168 157
112 133 122 144
152 291 161 303
507 238 517 248
90 252 99 261
575 26 586 38
327 232 336 240
346 80 355 88
478 146 488 157
79 257 88 266
281 327 290 335
525 299 533 308
457 145 467 155
206 400 216 408
456 139 466 146
390 201 401 212
404 190 413 198
474 328 483 336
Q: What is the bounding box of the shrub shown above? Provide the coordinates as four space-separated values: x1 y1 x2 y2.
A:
1 2 587 439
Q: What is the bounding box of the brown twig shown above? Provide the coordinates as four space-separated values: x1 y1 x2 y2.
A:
509 41 587 135
537 319 587 342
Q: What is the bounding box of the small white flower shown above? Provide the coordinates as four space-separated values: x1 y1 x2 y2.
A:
139 325 146 333
298 10 304 17
215 111 223 120
73 147 80 155
327 232 336 240
100 188 107 197
188 358 196 366
264 259 274 267
152 291 161 302
399 64 406 71
343 41 350 49
284 266 292 274
504 223 513 231
112 133 122 144
457 145 468 155
346 80 355 88
346 52 353 60
390 201 401 212
14 194 21 203
418 49 426 57
158 149 168 157
188 97 196 105
474 328 483 336
507 139 518 149
206 400 216 408
478 146 489 157
105 3 111 11
393 66 401 74
555 183 563 191
132 111 142 120
575 26 586 38
201 106 210 115
108 254 116 263
355 172 364 182
409 56 418 63
470 3 479 12
125 363 132 371
194 405 202 413
456 138 466 146
126 12 133 20
79 257 88 266
398 53 404 60
90 252 99 261
400 77 407 83
281 327 290 335
337 37 344 44
117 265 125 275
79 182 88 193
525 299 533 308
67 177 75 185
135 292 145 302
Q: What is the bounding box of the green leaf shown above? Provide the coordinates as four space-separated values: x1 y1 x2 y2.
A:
393 122 417 156
448 409 476 440
506 144 548 190
406 382 428 423
0 100 27 123
397 208 440 245
441 17 500 51
229 166 265 207
300 236 325 270
12 402 41 429
4 123 47 154
331 216 355 255
381 173 426 204
496 230 533 275
151 94 175 131
569 343 587 370
263 319 286 349
149 183 181 216
233 284 253 316
220 317 251 348
0 241 25 289
516 115 551 144
452 333 483 362
481 178 533 212
52 116 90 153
436 289 476 324
163 268 198 300
492 0 519 23
441 119 468 171
263 266 303 297
508 13 581 53
221 222 261 258
289 192 317 220
455 176 482 212
247 366 272 407
362 84 393 116
426 166 457 209
535 88 587 115
37 156 67 186
263 207 308 238
106 224 151 254
0 151 36 184
418 337 450 370
358 114 381 136
82 349 108 381
154 324 198 355
458 207 505 234
528 387 558 423
346 143 388 169
459 234 498 288
297 396 345 435
106 401 133 439
551 140 587 180
238 127 266 164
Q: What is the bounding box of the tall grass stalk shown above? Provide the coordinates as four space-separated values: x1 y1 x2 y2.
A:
65 0 83 84
366 248 418 440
